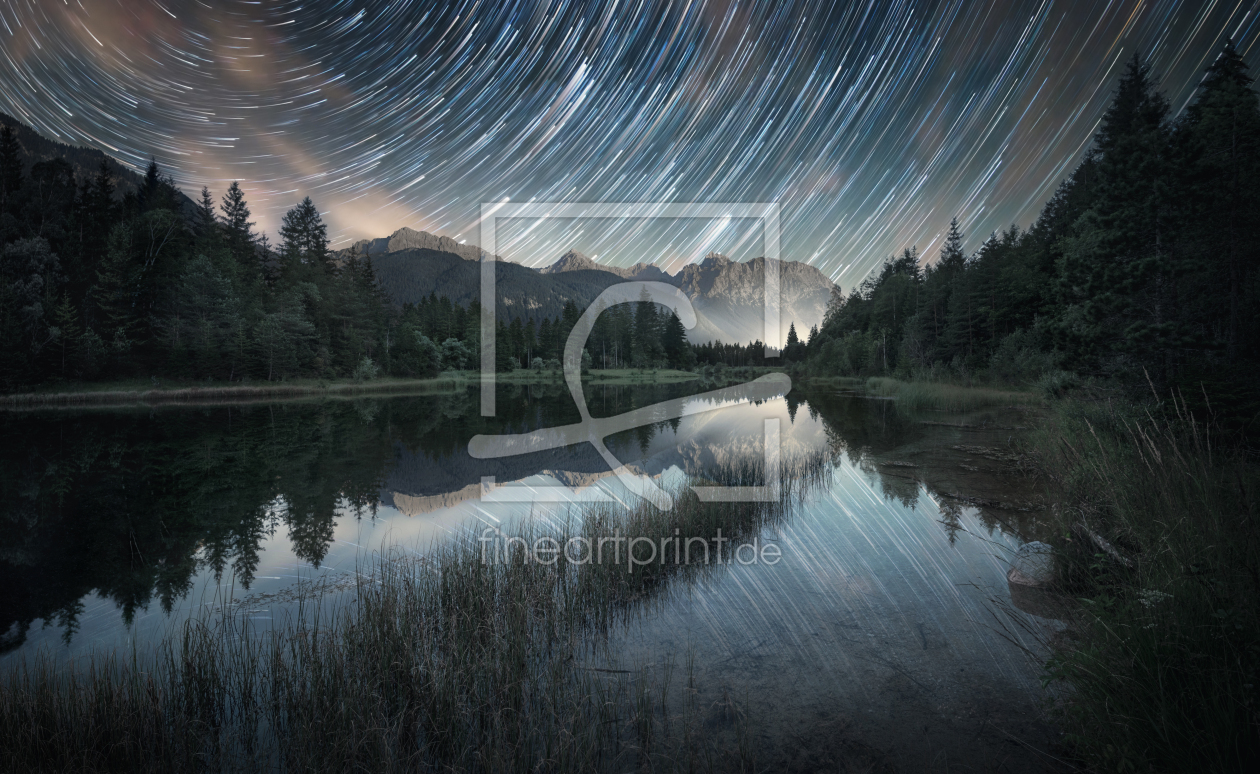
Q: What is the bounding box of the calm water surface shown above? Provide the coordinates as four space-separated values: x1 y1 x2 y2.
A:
0 380 1063 771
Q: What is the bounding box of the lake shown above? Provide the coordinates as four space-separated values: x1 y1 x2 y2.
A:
0 378 1065 771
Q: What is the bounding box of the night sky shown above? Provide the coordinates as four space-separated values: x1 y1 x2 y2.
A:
0 0 1255 287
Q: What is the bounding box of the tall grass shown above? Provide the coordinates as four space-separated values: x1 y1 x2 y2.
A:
0 454 828 773
1032 395 1260 772
864 376 1040 412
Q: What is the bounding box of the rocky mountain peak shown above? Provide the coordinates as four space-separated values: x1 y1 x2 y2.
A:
340 227 486 262
541 250 600 274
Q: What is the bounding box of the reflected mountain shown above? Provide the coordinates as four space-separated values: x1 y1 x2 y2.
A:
0 381 1043 653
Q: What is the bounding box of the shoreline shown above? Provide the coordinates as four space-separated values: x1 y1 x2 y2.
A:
0 369 704 409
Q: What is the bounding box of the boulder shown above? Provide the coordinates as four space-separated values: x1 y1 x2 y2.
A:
1007 541 1055 587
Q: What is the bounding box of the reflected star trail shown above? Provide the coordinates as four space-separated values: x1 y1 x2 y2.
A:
0 0 1256 285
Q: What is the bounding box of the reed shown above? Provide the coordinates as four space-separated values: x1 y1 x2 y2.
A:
864 376 1040 412
0 454 829 773
1031 394 1260 772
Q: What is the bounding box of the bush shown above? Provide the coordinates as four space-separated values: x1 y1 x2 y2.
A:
1034 369 1078 399
440 337 471 371
988 329 1060 383
351 356 379 381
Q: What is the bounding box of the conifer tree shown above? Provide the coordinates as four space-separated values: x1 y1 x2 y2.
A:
279 197 330 276
1183 39 1260 361
80 159 117 272
138 158 161 212
49 291 80 377
92 224 138 347
220 181 256 270
1058 53 1173 378
661 307 691 369
196 187 218 243
0 124 22 218
938 218 965 273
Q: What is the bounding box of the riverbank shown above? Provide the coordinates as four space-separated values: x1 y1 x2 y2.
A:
0 368 702 409
803 374 1042 412
1029 393 1260 772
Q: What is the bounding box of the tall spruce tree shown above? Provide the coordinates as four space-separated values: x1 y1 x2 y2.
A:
1057 53 1173 380
220 181 256 272
278 197 330 277
1182 40 1260 362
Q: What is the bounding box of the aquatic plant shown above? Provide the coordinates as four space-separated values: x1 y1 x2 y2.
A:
0 454 828 773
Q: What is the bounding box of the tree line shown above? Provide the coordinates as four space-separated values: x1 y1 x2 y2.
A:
0 134 397 387
380 287 699 377
802 44 1260 421
0 138 707 388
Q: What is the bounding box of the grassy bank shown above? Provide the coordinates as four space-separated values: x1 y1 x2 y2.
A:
0 368 702 409
861 376 1041 412
1031 395 1260 772
0 375 465 408
0 455 827 773
503 367 701 385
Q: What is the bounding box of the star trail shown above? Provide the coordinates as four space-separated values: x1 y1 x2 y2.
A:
0 0 1256 286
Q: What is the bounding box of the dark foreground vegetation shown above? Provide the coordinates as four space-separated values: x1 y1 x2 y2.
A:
0 458 826 773
1030 390 1260 772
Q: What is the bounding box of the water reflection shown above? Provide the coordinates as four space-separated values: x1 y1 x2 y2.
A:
0 382 1048 666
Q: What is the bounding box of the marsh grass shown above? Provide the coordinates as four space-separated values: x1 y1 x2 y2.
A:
1032 394 1260 772
864 376 1040 412
0 376 464 409
802 375 867 391
0 454 829 773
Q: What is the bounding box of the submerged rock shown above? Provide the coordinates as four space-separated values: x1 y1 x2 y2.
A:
1009 580 1070 620
1007 541 1055 587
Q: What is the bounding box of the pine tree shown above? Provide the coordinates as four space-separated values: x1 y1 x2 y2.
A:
196 186 218 244
1057 53 1173 379
918 218 965 358
0 124 22 217
938 218 965 273
80 158 117 271
661 307 691 368
1183 40 1260 362
139 158 161 212
220 181 256 270
92 224 138 345
279 197 330 276
632 288 661 367
49 291 80 377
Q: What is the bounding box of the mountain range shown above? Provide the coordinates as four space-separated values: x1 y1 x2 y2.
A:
345 229 836 346
0 111 834 347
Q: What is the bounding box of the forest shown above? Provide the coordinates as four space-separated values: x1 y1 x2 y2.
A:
0 134 705 388
800 47 1260 427
4 44 1259 420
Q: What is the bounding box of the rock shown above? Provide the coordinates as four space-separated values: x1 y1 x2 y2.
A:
1007 541 1055 587
1008 580 1069 620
